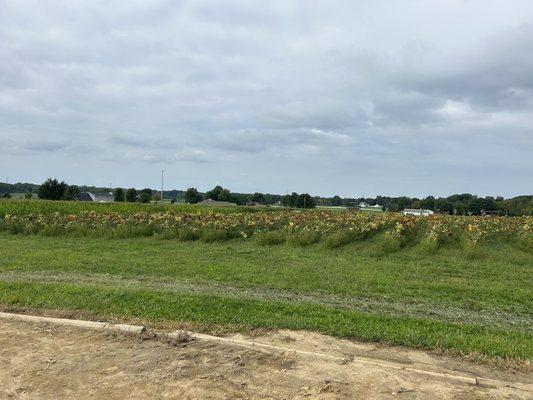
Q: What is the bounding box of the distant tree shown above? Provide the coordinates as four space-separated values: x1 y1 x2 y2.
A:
281 192 299 207
296 193 316 209
281 194 291 207
38 178 68 200
204 185 223 201
421 196 435 210
250 192 266 204
114 188 125 202
184 187 203 204
331 195 343 206
2 193 11 198
24 192 33 199
218 188 234 203
434 199 454 214
138 188 152 203
63 185 80 201
125 188 138 202
411 200 422 209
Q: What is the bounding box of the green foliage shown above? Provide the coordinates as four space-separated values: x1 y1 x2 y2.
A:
250 192 266 204
138 188 153 203
63 185 80 201
255 230 287 245
0 234 531 360
114 188 125 202
177 228 200 242
125 188 137 202
323 230 357 249
287 231 321 247
24 192 33 199
281 192 316 209
184 187 203 204
296 193 316 209
38 178 68 200
204 185 239 204
200 229 236 243
205 185 223 201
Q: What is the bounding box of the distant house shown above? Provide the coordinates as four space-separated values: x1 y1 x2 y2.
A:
79 191 114 203
196 199 237 207
358 202 383 212
403 208 434 216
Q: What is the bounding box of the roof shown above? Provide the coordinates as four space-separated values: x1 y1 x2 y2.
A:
359 202 381 208
403 208 434 214
197 199 237 206
79 191 114 203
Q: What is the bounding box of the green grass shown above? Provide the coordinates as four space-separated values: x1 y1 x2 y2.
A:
1 280 531 359
0 233 531 360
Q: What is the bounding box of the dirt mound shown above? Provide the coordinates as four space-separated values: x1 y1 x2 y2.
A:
1 320 531 399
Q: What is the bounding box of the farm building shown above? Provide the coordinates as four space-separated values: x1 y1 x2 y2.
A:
403 208 434 216
196 199 237 207
79 192 114 203
358 202 383 212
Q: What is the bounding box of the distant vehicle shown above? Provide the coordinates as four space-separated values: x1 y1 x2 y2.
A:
79 191 114 203
403 208 434 216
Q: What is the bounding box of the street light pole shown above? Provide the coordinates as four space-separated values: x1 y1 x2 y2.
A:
161 170 164 202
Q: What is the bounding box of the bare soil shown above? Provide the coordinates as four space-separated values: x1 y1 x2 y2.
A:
1 319 531 399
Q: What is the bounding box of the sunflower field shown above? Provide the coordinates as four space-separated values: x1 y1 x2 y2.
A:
0 200 530 251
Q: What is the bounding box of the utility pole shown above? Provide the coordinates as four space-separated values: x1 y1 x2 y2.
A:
160 170 164 202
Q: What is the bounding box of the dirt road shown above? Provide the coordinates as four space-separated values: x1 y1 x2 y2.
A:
1 319 531 399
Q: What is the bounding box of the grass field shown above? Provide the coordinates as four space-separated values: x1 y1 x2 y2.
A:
0 199 532 361
1 222 532 361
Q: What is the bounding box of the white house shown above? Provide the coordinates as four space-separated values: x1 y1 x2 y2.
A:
358 202 383 211
403 208 434 216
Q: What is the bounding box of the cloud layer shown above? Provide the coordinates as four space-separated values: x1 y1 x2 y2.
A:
1 0 532 196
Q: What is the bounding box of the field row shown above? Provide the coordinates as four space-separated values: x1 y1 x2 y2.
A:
1 207 531 252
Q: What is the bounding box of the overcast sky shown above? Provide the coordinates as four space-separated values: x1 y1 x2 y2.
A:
1 0 532 198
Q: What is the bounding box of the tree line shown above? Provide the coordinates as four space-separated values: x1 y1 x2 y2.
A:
1 180 532 215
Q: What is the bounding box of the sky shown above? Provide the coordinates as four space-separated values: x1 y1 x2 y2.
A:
1 0 532 198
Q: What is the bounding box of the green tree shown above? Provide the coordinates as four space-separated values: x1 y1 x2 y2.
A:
63 185 80 201
331 195 343 206
184 187 202 204
24 192 33 199
125 188 138 202
218 188 236 203
138 188 152 203
296 193 316 209
205 185 223 201
114 188 125 202
38 178 68 200
281 192 299 207
250 192 266 204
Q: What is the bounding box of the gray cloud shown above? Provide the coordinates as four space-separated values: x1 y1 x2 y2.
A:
1 0 532 196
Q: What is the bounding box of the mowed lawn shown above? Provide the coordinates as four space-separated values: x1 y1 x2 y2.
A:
0 232 531 360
